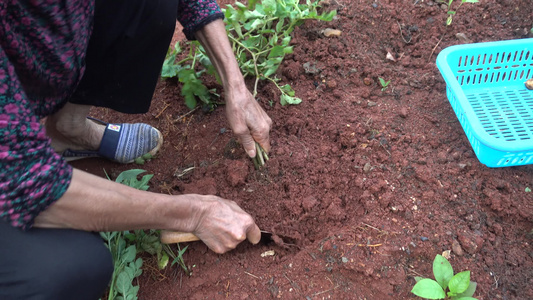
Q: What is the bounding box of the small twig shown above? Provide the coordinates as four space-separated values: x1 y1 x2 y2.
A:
154 102 171 119
428 34 445 62
311 285 340 297
175 166 195 178
361 223 381 231
357 243 382 247
283 273 304 297
172 107 199 124
407 268 425 278
244 271 261 280
397 21 412 43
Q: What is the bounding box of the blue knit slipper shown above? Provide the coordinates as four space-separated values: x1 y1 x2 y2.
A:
62 118 163 164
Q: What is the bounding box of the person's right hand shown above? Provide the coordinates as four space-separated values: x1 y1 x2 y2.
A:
189 195 261 254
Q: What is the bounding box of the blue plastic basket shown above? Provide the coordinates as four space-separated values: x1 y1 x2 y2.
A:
436 38 533 167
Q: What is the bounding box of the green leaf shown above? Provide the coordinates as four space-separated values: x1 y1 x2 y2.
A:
433 254 454 290
448 271 470 295
268 45 286 58
280 94 302 106
318 10 337 21
453 281 477 298
453 297 478 300
123 245 137 263
411 279 446 299
124 233 136 242
247 0 259 9
276 18 285 33
462 0 479 3
246 19 266 31
178 245 189 257
158 252 169 269
243 10 266 20
134 257 143 270
124 265 136 279
284 46 294 54
115 170 146 184
115 271 132 294
414 276 425 282
262 0 277 14
128 286 140 300
280 84 295 96
234 2 247 10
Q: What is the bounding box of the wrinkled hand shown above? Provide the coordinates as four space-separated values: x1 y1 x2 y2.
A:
191 195 261 254
225 87 272 158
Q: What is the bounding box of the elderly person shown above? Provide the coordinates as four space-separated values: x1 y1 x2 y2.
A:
0 0 272 298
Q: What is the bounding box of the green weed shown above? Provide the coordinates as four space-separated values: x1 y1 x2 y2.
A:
162 42 219 110
162 0 336 107
442 0 479 26
378 77 391 91
411 254 478 300
101 169 190 300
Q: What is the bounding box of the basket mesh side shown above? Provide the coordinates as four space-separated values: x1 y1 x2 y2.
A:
454 49 532 87
466 89 533 141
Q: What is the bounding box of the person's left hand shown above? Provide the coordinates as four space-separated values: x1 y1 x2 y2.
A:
225 86 272 158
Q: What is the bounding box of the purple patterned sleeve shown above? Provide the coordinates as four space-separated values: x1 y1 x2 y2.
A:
177 0 225 40
0 0 93 229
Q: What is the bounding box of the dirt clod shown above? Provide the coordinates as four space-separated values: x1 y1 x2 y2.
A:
452 239 464 256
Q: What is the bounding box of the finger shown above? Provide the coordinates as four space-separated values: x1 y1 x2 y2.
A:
246 223 261 245
251 116 272 153
239 133 256 158
254 134 271 154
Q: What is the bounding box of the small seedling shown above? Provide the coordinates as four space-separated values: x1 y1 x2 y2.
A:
101 169 190 300
443 0 479 26
378 77 391 91
525 187 531 193
411 254 478 300
170 244 190 274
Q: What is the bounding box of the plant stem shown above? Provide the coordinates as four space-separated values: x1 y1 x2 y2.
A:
228 35 261 96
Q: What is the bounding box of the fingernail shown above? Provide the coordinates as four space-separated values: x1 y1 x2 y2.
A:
247 149 256 157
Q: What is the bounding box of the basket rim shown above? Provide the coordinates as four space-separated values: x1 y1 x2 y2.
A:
436 38 533 153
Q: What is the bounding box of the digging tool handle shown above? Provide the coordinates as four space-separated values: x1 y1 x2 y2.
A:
160 230 200 244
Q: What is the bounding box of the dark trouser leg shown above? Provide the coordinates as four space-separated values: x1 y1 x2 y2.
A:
70 0 179 114
0 221 113 300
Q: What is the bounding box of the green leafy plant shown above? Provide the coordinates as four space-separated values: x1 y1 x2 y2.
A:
162 42 219 110
378 77 391 91
411 254 478 300
162 0 336 107
100 231 143 300
101 169 190 300
443 0 480 26
224 0 335 105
